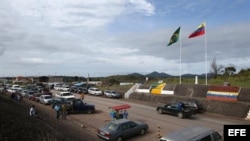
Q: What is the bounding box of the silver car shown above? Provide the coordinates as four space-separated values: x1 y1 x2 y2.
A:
39 95 53 105
97 119 148 141
159 126 223 141
88 87 102 96
104 90 121 98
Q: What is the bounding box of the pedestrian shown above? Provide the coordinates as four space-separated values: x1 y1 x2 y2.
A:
122 110 128 119
109 109 116 120
119 110 123 119
61 104 68 119
115 110 120 119
16 94 21 101
54 103 61 119
29 105 37 117
177 102 184 111
81 93 84 100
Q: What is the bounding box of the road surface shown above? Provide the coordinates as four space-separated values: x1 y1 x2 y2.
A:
64 93 250 141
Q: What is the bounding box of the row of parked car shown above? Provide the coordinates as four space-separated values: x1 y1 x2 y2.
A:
56 85 122 98
9 86 96 114
3 84 214 141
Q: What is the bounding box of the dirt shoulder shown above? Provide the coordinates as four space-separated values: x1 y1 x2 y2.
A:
0 93 97 141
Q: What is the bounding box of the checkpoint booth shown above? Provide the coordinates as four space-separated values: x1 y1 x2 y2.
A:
109 104 131 119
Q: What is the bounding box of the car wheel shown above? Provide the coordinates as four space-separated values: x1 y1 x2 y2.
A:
116 136 123 141
177 112 184 119
67 110 71 115
158 109 163 114
140 128 146 135
87 109 92 114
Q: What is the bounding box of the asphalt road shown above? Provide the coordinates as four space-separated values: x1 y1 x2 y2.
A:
47 91 250 141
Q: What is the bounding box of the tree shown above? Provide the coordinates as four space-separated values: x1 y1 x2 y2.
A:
224 66 236 76
210 57 223 79
39 76 49 82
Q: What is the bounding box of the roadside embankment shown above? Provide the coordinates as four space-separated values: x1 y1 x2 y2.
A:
129 84 250 119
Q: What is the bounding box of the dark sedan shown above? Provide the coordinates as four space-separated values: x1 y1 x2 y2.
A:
97 119 148 141
156 102 196 119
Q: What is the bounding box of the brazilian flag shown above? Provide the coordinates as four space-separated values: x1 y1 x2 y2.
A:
167 27 181 46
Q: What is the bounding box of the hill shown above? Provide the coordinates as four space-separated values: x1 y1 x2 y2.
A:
0 93 94 141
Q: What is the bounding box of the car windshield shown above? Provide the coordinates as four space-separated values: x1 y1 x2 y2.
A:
45 96 52 99
62 93 72 96
104 122 118 131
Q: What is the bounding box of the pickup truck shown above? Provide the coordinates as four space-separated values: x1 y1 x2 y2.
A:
51 98 95 114
55 92 75 100
156 102 196 119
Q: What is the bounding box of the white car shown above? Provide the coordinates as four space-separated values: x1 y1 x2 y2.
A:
39 95 53 105
88 87 102 96
55 92 75 100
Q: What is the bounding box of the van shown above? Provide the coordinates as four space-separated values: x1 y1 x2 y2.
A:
159 126 223 141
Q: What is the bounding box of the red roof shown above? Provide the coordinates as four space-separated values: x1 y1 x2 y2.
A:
109 104 131 111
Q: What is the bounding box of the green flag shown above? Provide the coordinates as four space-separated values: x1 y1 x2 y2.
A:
167 27 181 46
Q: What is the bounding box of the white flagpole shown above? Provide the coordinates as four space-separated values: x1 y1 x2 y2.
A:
179 28 182 84
205 22 207 85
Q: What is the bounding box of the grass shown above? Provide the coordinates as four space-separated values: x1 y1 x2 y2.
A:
148 75 250 88
100 70 250 89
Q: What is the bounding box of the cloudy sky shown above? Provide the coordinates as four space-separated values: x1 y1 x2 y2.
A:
0 0 249 77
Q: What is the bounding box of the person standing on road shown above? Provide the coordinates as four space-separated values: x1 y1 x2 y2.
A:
122 110 128 119
29 105 36 117
177 102 184 111
109 109 116 120
54 103 61 119
81 93 84 100
61 104 68 119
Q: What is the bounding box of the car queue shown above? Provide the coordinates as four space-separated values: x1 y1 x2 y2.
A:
1 83 212 141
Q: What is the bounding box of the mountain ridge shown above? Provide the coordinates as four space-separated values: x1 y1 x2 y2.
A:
127 71 213 78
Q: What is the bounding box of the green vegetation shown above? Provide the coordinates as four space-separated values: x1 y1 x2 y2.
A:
101 69 250 89
162 76 250 88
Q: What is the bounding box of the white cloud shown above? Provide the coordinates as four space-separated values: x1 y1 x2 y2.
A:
0 0 249 77
7 0 154 30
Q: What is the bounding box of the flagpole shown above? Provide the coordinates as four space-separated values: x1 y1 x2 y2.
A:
188 22 206 84
179 29 182 84
205 22 207 85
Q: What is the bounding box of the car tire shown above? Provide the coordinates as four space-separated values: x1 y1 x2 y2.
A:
158 109 163 114
177 112 184 119
116 136 123 141
87 109 93 114
140 128 146 135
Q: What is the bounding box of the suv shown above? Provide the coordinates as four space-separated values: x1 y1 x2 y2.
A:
88 87 102 96
159 126 223 141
